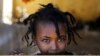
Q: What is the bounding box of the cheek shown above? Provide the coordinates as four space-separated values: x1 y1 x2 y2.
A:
36 40 49 52
58 42 67 50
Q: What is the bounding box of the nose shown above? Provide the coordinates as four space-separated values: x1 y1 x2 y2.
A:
50 41 58 50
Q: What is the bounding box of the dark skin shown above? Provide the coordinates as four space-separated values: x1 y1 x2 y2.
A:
22 3 80 55
34 22 68 55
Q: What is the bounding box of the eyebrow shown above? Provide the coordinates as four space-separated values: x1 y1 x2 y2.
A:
41 36 50 39
60 35 66 37
58 35 67 38
41 35 66 39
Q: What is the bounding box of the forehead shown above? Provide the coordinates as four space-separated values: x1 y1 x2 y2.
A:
36 22 66 37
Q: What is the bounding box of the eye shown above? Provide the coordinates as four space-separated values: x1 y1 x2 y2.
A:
58 36 66 42
42 39 50 43
58 38 65 42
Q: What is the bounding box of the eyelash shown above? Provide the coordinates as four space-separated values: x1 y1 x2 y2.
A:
41 36 66 43
42 39 50 43
58 38 66 42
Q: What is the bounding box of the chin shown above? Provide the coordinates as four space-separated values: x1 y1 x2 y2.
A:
41 52 65 55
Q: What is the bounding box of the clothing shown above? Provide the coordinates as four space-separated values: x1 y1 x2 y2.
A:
36 51 74 55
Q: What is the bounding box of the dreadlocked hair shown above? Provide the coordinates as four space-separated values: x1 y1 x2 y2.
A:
22 3 81 46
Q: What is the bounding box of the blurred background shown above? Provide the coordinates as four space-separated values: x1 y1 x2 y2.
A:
0 0 100 55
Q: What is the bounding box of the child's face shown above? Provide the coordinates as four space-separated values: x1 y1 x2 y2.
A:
35 22 68 54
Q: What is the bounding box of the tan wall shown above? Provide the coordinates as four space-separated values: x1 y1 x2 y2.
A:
13 0 100 22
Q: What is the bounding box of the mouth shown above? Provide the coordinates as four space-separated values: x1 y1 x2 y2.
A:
41 51 65 55
44 53 65 55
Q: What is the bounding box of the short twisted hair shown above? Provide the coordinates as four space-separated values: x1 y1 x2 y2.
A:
23 3 81 46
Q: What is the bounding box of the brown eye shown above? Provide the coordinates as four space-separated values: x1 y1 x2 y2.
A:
58 38 64 42
42 39 50 43
58 36 66 42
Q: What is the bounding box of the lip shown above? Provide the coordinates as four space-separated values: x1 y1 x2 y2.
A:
46 53 63 55
49 50 58 52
